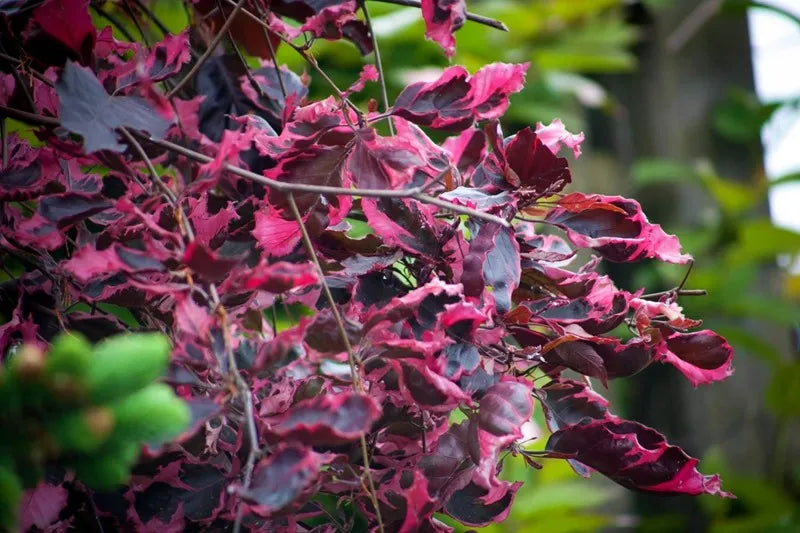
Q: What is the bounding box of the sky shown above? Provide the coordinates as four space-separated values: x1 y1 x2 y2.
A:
748 0 800 233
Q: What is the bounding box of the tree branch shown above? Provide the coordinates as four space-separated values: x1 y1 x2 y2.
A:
360 0 394 135
372 0 508 32
0 104 511 227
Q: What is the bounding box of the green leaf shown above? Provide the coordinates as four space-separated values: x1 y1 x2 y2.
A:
631 158 698 187
711 89 780 144
726 219 800 265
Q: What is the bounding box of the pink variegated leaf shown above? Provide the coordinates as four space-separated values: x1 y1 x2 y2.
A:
656 329 734 386
546 193 692 264
534 119 585 158
263 392 381 445
393 63 529 130
546 418 733 497
421 0 466 58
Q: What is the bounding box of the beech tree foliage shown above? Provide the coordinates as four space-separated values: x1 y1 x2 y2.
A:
0 0 734 530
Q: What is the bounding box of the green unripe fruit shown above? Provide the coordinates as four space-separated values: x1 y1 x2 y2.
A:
71 442 140 490
86 333 171 403
46 332 93 402
48 407 115 453
109 383 190 445
46 332 92 377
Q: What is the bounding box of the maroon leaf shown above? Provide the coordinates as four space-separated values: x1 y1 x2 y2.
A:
240 445 326 516
546 419 733 497
392 63 529 130
657 329 734 386
546 193 692 264
264 392 381 445
63 243 168 283
241 261 318 293
32 0 96 61
444 480 520 526
421 0 466 58
539 378 610 432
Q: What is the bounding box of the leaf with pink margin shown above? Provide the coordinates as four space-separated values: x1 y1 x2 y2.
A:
535 119 585 158
63 243 168 283
393 358 471 412
263 392 381 445
239 444 329 516
361 196 442 258
392 63 529 130
546 193 692 264
394 470 437 533
443 127 486 177
241 260 318 293
471 379 533 501
421 0 466 58
546 418 733 497
252 209 302 257
444 479 521 527
117 30 191 89
656 329 734 386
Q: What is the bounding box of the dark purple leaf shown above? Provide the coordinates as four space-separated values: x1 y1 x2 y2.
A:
240 445 325 515
56 61 171 153
546 419 733 497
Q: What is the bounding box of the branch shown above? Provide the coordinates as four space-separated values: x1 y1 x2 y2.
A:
372 0 508 32
0 104 511 227
167 0 248 98
286 192 384 533
360 0 394 135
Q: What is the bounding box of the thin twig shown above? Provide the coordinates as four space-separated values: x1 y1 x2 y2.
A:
263 31 287 99
90 3 138 42
372 0 508 32
640 288 707 299
119 127 178 206
130 0 172 36
0 104 511 228
225 0 361 117
286 193 384 533
360 0 393 135
216 0 267 100
0 42 36 113
167 0 248 98
121 0 151 46
0 53 54 87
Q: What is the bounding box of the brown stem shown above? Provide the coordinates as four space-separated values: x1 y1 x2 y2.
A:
286 192 384 533
167 0 248 98
372 0 508 32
